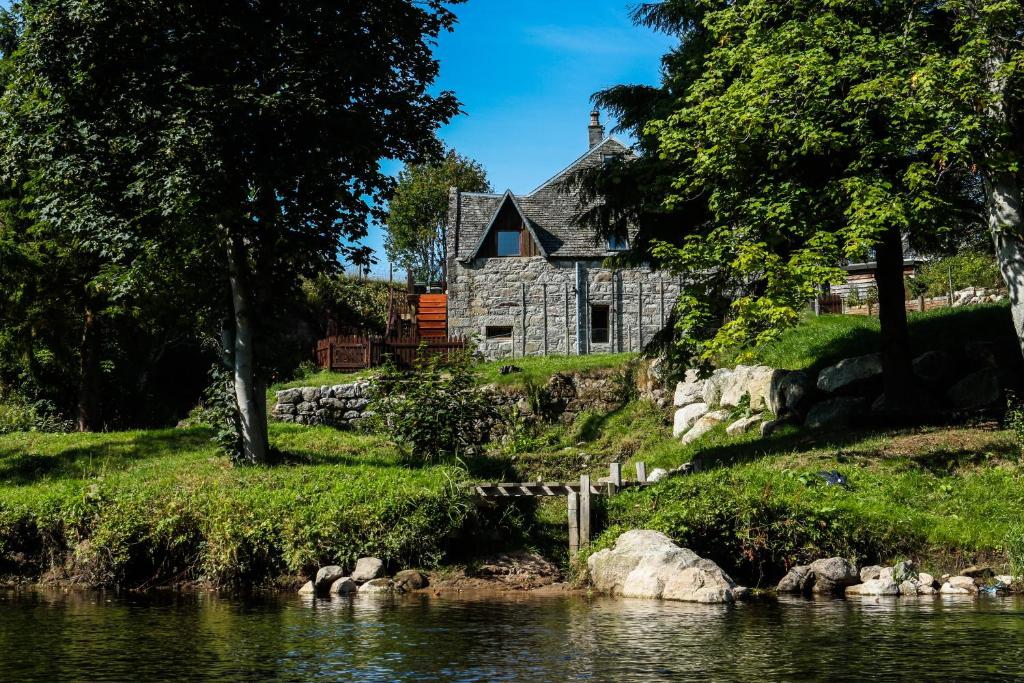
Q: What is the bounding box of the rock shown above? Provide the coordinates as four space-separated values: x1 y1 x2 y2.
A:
587 530 747 603
947 368 1000 410
647 468 669 482
315 565 346 590
807 557 860 594
770 370 815 417
673 403 710 438
297 580 315 595
744 366 779 412
776 565 811 593
816 354 883 393
996 575 1014 587
805 397 867 431
940 579 975 595
965 341 998 368
681 409 731 445
760 418 784 437
719 365 753 409
726 413 763 436
918 572 937 588
358 578 394 594
912 350 953 385
893 560 917 583
946 575 978 592
296 401 316 415
878 567 895 582
329 577 357 595
351 557 385 583
276 388 303 404
300 387 320 402
701 369 733 408
674 379 706 407
846 579 899 596
393 570 428 592
860 565 884 583
961 565 994 579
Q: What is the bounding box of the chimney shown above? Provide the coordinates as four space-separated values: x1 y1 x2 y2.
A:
588 108 605 149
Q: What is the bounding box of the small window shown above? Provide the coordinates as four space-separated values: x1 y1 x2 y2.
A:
495 230 521 257
590 305 610 344
486 325 513 340
607 234 628 251
602 153 622 165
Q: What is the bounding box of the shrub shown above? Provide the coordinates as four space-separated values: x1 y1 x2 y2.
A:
368 349 495 463
913 252 1002 297
0 394 73 434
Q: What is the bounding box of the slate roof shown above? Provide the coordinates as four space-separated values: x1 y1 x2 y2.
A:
454 137 633 261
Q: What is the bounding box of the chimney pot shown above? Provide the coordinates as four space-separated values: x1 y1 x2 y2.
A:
588 108 605 149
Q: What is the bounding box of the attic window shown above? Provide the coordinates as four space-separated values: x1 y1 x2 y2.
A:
496 230 521 256
602 153 623 165
608 234 628 251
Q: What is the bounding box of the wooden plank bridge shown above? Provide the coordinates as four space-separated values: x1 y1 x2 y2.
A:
470 461 692 557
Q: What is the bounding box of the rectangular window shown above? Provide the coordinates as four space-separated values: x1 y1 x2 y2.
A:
590 305 610 344
485 325 513 340
495 230 521 256
607 234 628 251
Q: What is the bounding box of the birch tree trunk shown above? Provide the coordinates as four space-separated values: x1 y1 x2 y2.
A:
226 233 269 465
987 172 1024 359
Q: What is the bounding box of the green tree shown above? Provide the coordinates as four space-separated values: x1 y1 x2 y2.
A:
385 149 490 286
1 1 461 463
581 1 988 408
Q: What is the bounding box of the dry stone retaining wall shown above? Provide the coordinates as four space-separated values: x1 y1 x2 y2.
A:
272 380 372 428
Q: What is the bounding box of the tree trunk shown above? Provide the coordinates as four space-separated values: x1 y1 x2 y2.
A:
873 225 916 410
226 234 269 465
987 172 1024 360
76 304 101 432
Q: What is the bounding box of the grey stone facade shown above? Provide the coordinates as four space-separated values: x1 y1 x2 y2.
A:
446 255 681 359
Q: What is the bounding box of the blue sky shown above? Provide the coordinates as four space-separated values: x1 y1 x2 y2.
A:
355 0 676 278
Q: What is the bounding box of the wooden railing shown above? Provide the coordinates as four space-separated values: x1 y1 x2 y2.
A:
315 334 467 371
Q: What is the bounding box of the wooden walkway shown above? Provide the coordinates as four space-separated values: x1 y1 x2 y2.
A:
470 462 687 557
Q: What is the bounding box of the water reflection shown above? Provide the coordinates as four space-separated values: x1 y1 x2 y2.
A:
2 589 1024 681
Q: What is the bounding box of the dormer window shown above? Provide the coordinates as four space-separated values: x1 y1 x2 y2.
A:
608 234 628 251
496 230 521 256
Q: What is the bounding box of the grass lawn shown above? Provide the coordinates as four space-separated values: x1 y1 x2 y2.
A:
722 302 1019 372
0 424 474 588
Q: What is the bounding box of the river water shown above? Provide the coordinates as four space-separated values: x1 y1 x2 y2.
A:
2 589 1024 681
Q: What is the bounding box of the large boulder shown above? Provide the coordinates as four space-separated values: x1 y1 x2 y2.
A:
674 374 706 407
816 354 883 393
912 350 953 385
587 530 747 603
329 577 357 595
769 370 815 417
358 578 395 594
393 569 428 592
673 403 710 438
351 557 385 583
744 366 779 412
719 365 754 409
315 565 346 591
859 565 884 583
776 565 811 593
805 397 867 431
681 409 732 445
946 368 1000 410
702 369 734 408
940 576 977 594
777 557 859 595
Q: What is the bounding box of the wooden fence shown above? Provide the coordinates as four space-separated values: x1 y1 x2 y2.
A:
815 294 957 317
315 334 468 371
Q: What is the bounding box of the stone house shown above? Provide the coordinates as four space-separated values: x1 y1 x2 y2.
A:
445 111 682 359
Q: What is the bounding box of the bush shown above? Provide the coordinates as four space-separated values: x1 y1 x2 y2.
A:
0 394 73 435
913 252 1003 297
368 350 495 463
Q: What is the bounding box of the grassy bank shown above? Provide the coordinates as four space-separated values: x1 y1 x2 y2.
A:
0 424 480 588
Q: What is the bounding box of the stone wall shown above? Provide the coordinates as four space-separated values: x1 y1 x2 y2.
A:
272 381 371 428
446 255 682 360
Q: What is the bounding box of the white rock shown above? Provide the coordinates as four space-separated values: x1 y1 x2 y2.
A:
816 354 883 393
860 565 883 583
674 380 706 407
587 530 747 603
352 557 385 583
681 409 732 445
846 579 899 596
745 366 778 412
918 572 936 588
358 578 394 594
329 577 357 595
701 369 733 408
719 365 753 408
726 413 763 436
297 580 315 595
647 467 669 483
673 403 710 438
